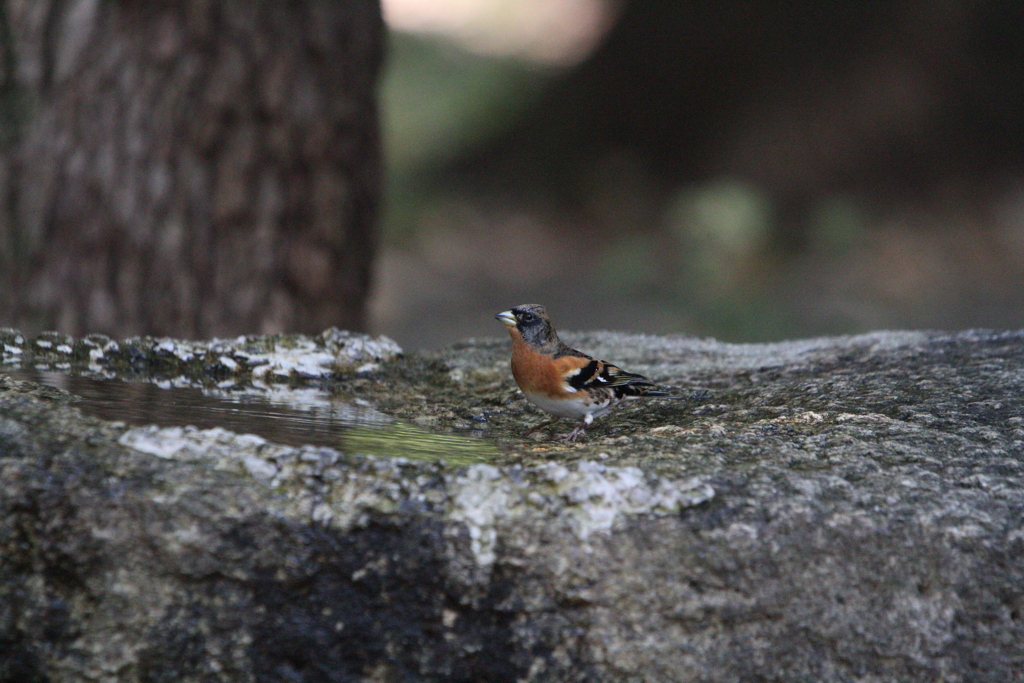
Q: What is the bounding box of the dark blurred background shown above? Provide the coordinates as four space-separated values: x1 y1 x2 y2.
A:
371 0 1024 349
2 1 1023 350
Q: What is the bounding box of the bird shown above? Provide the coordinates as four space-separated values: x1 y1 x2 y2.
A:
495 303 683 441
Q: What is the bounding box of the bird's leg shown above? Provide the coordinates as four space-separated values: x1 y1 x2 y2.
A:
559 414 593 442
523 417 561 437
560 424 586 442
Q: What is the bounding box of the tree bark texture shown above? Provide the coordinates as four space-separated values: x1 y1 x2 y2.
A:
0 0 382 338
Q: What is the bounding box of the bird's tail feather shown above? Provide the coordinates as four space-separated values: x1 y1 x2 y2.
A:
644 388 708 401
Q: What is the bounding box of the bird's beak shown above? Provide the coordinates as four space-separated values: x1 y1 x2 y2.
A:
495 310 516 328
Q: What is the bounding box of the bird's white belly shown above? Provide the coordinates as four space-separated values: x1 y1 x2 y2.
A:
523 390 612 419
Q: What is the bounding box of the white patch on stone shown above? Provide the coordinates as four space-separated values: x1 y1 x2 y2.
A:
119 425 190 459
445 460 714 567
242 453 278 480
235 339 339 379
447 465 513 566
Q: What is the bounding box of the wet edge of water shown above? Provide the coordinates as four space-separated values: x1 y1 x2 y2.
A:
0 367 499 464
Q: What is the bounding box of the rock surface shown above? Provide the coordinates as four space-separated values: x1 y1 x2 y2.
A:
1 328 1023 682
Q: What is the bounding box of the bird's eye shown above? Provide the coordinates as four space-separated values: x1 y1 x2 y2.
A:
520 312 535 323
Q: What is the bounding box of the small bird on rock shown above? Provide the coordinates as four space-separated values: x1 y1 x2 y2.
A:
495 304 684 441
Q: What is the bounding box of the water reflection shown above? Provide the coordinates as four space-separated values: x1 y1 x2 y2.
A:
0 368 498 464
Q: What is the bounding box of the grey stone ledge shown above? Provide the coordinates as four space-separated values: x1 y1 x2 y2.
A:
0 327 1021 682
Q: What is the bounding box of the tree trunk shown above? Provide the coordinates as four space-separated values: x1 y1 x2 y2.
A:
0 0 382 338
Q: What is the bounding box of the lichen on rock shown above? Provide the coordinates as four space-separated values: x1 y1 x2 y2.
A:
0 326 402 384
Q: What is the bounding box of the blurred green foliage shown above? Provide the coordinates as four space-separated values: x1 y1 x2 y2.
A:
373 11 1024 347
807 195 869 254
374 30 878 344
380 33 552 240
665 179 772 293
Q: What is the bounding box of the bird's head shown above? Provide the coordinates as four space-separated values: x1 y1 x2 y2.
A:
495 304 557 348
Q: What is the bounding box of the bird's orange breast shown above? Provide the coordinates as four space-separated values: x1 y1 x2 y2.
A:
508 329 589 399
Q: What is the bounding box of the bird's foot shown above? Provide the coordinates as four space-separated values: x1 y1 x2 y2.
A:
559 425 586 442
